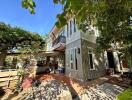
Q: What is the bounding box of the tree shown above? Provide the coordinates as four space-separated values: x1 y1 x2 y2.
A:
22 0 132 49
22 0 132 58
0 22 45 68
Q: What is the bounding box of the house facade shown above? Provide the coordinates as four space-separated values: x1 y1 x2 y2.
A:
46 18 130 82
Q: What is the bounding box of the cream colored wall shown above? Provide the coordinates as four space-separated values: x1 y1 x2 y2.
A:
113 52 130 73
113 52 121 72
80 26 99 43
81 39 107 80
65 20 99 45
65 19 105 81
66 31 80 45
45 36 52 51
65 39 84 81
65 19 81 45
104 51 109 69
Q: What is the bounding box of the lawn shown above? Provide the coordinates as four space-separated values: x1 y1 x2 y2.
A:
117 89 132 100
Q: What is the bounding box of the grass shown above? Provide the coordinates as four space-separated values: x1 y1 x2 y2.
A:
117 89 132 100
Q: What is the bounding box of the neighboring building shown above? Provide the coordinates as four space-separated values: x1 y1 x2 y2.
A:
46 18 130 82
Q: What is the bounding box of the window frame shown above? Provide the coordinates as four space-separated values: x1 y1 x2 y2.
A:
73 18 76 33
67 23 69 37
70 48 74 69
68 47 79 70
88 48 95 70
70 20 72 35
75 48 78 70
66 49 70 68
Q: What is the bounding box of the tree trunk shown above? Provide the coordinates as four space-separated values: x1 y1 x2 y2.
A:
0 51 7 69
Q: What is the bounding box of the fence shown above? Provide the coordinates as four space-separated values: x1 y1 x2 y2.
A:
0 69 18 89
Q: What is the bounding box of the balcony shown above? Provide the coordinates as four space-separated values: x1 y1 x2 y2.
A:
52 35 66 51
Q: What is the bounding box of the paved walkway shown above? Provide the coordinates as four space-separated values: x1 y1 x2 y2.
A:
79 83 125 100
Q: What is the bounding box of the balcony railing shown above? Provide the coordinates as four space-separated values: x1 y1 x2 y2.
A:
52 35 66 47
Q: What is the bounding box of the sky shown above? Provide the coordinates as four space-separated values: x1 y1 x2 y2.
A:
0 0 62 36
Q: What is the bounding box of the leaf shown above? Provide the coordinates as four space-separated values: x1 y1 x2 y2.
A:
53 0 59 4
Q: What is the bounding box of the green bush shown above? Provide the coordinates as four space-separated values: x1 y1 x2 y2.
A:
4 56 13 68
117 89 132 100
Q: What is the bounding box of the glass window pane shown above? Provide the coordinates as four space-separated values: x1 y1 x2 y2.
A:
75 48 78 70
70 21 72 35
73 19 76 32
88 49 94 69
67 24 69 37
70 49 73 69
89 54 93 69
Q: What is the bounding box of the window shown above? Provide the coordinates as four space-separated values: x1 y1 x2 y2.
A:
88 49 94 69
69 48 78 70
73 19 76 32
67 50 70 67
70 21 72 35
61 29 65 36
67 24 69 37
75 48 78 70
70 49 74 69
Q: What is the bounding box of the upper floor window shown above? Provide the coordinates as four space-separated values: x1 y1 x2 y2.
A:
67 50 70 67
70 20 72 35
61 29 65 36
75 48 78 70
67 24 69 37
73 19 76 32
88 49 94 70
70 49 74 69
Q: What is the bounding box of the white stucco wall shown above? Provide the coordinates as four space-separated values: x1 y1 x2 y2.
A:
45 36 52 51
65 20 99 45
80 26 99 43
65 19 81 45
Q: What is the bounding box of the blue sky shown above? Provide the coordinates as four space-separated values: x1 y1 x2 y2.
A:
0 0 62 36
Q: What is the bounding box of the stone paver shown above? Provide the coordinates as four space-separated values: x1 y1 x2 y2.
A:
79 83 125 100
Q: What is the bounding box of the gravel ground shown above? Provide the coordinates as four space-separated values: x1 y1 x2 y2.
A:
24 80 72 100
1 74 128 100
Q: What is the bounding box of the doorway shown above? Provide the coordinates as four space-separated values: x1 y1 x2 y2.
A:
107 52 116 72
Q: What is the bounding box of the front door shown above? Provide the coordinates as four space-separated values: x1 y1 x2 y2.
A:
107 52 116 72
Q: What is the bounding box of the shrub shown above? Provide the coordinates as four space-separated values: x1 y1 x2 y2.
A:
117 89 132 100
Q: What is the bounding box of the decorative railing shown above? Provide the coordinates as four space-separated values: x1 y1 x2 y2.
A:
52 35 66 47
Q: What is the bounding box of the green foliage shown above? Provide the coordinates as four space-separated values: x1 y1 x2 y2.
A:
0 22 45 53
17 68 25 77
117 89 132 100
4 56 13 68
22 0 36 14
21 0 132 57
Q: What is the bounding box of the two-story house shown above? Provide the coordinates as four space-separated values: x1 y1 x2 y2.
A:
46 18 130 81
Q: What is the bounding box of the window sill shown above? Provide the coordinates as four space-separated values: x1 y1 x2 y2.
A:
90 68 95 71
